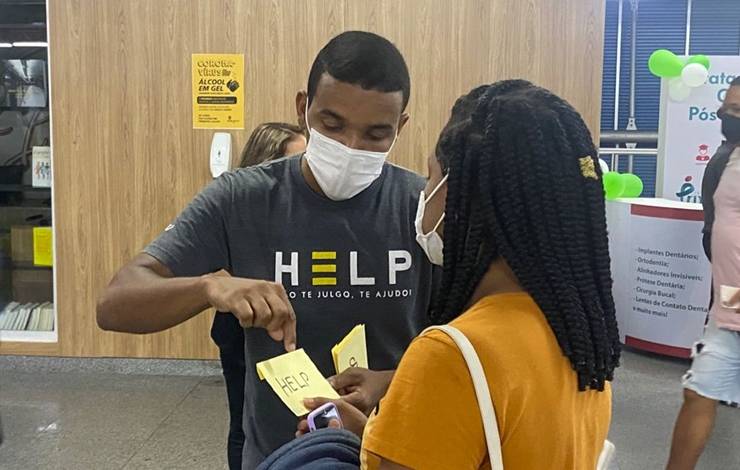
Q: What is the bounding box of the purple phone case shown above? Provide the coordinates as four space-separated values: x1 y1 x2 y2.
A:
307 402 343 432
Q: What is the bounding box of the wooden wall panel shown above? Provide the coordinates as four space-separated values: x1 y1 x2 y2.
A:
1 0 605 358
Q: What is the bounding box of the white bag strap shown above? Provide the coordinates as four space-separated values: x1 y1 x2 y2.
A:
423 326 615 470
422 325 505 470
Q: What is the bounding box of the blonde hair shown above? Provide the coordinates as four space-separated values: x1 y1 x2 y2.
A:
239 122 304 168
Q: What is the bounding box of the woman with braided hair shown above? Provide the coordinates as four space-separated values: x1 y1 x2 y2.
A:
424 80 621 391
289 80 619 470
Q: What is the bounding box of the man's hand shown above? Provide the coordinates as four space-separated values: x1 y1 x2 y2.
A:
201 271 297 351
296 398 368 438
329 368 394 415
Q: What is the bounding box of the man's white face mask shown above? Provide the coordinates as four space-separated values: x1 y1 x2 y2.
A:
303 102 397 201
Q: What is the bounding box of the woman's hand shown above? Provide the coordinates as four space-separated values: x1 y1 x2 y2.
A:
329 368 395 415
296 397 369 439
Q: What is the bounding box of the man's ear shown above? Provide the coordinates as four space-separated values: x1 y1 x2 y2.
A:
296 91 308 131
397 112 410 134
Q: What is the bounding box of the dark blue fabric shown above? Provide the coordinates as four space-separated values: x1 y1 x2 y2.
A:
601 0 619 131
256 429 361 470
690 0 740 56
211 312 247 470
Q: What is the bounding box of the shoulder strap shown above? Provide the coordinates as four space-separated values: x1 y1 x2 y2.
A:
422 325 504 470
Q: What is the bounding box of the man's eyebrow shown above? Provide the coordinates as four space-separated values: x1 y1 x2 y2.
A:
318 109 346 122
318 109 395 131
367 123 395 132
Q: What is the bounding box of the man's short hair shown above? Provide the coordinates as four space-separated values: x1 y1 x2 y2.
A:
307 31 411 110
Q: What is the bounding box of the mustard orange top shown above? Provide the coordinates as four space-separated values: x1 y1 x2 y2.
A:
361 293 611 470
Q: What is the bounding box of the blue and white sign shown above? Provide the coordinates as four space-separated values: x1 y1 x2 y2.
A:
657 55 740 202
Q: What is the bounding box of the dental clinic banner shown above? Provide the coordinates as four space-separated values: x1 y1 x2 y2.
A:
657 55 740 202
607 199 711 358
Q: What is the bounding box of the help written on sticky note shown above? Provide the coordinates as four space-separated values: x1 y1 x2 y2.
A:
256 349 339 416
332 324 368 374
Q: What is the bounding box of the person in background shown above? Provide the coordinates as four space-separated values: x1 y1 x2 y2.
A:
667 76 740 470
287 80 619 469
212 122 306 470
700 77 740 261
96 31 436 469
237 122 306 168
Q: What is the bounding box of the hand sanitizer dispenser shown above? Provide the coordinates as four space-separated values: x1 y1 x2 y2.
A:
210 132 232 178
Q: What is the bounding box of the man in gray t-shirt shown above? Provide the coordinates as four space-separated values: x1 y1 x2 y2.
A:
97 31 435 469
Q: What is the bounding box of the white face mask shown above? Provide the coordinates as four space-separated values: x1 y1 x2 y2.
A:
304 103 396 201
415 174 448 266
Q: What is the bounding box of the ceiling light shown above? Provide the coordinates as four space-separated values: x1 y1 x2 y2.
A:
0 43 13 48
12 42 48 48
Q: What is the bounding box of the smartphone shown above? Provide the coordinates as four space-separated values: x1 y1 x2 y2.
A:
720 285 740 310
307 402 342 432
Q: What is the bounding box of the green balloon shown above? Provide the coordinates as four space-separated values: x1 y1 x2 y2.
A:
621 173 644 198
603 172 626 200
687 54 711 70
648 49 684 78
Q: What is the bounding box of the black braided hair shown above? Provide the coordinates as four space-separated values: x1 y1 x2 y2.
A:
430 80 620 391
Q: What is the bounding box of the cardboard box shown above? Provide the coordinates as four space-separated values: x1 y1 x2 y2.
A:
12 268 53 303
11 226 34 265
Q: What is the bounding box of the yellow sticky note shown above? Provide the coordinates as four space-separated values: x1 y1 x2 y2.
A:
32 227 53 267
332 324 368 374
256 349 339 416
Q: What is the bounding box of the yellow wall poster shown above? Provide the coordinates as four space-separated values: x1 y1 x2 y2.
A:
33 227 53 267
192 53 244 129
256 349 339 416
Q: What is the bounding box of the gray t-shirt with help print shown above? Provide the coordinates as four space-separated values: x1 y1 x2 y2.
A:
144 155 436 469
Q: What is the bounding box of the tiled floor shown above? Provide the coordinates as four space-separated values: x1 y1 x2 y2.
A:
609 350 740 469
1 349 738 469
1 370 228 469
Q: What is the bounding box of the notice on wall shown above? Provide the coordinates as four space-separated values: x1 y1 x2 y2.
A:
32 146 51 188
33 226 53 267
256 349 339 416
657 56 740 202
191 53 244 129
608 199 711 357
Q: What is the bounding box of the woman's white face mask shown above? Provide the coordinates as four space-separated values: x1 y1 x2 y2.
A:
415 174 448 266
303 102 397 201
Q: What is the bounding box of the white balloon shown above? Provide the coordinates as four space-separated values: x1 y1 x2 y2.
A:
668 77 692 102
681 63 709 88
599 159 610 174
